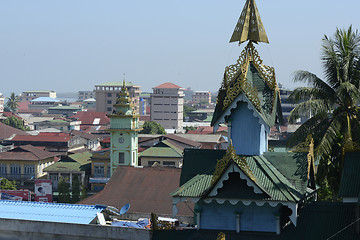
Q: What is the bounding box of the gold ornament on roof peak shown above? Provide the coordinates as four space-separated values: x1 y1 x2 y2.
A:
230 0 269 44
211 141 256 185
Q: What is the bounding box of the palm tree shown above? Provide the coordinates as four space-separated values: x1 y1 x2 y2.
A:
288 26 360 198
5 92 19 113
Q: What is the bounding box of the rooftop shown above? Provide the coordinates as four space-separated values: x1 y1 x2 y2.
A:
153 83 182 89
0 200 105 225
95 81 139 87
0 145 59 161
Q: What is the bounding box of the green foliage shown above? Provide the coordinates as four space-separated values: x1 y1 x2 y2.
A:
184 126 197 133
5 93 19 113
150 213 174 230
183 105 197 118
80 184 88 200
288 26 360 199
3 116 29 131
0 178 17 190
58 177 71 203
140 121 166 134
71 175 80 203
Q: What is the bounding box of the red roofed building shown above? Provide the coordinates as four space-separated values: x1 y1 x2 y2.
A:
7 132 86 154
0 145 60 181
187 125 228 135
69 111 110 132
0 122 29 141
150 82 184 131
80 165 193 223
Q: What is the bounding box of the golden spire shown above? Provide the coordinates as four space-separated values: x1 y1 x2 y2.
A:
229 0 269 44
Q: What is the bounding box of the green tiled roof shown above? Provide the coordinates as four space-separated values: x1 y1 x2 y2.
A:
173 149 311 203
44 162 83 173
339 152 360 198
139 147 182 158
179 149 226 185
171 175 212 198
211 63 283 128
69 152 92 165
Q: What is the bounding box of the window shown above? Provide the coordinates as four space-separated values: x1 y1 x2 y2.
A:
119 152 125 164
10 164 21 179
94 166 105 178
107 107 112 111
24 164 35 177
107 93 112 97
163 161 175 166
0 164 6 177
107 100 112 104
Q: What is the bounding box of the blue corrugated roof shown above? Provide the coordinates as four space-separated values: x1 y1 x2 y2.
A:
0 200 106 224
31 97 60 102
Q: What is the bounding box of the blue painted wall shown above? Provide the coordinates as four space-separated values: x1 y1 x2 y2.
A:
200 201 278 232
230 102 267 155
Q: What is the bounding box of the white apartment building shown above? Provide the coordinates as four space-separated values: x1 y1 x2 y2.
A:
150 83 184 130
192 91 211 104
19 91 56 102
95 81 141 115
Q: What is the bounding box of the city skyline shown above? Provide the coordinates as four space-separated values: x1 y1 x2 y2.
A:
1 0 358 97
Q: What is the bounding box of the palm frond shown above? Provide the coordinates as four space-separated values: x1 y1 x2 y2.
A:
292 71 335 96
288 99 330 123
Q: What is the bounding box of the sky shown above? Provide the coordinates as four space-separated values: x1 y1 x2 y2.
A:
0 0 359 97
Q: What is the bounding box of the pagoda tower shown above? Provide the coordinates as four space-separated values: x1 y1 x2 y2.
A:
108 81 141 176
211 0 283 155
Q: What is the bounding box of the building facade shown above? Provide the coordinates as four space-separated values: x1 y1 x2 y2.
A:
78 90 95 102
192 91 211 104
150 83 184 131
19 91 56 102
108 82 141 175
95 81 141 115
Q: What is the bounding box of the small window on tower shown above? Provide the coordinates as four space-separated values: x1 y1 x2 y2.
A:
119 152 125 164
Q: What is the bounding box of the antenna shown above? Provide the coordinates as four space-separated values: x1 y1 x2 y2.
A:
119 203 130 215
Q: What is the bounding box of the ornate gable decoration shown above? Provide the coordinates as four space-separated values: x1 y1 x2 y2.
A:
220 41 276 112
211 142 255 185
292 135 316 180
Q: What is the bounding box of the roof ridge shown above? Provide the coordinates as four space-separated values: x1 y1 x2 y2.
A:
255 155 301 201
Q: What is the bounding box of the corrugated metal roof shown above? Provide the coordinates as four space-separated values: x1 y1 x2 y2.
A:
69 152 92 165
171 175 212 198
139 147 182 158
0 200 106 224
44 161 82 172
174 149 311 202
339 152 360 198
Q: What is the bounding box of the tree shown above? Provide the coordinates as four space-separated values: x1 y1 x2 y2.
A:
58 177 71 203
80 184 88 200
0 178 17 190
71 175 80 203
288 26 360 199
140 121 166 134
5 93 19 113
3 116 29 131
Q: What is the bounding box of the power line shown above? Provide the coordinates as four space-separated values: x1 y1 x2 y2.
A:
326 217 360 240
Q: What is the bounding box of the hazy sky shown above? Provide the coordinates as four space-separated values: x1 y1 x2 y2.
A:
0 0 359 97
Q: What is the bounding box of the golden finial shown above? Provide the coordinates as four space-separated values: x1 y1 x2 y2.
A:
230 0 269 44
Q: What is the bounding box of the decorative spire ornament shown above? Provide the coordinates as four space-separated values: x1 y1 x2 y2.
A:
229 0 269 44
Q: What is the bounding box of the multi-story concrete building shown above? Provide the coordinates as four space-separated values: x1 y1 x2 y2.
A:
150 82 184 131
78 90 95 102
192 91 211 104
94 81 141 115
19 91 56 102
0 93 4 112
183 87 194 102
